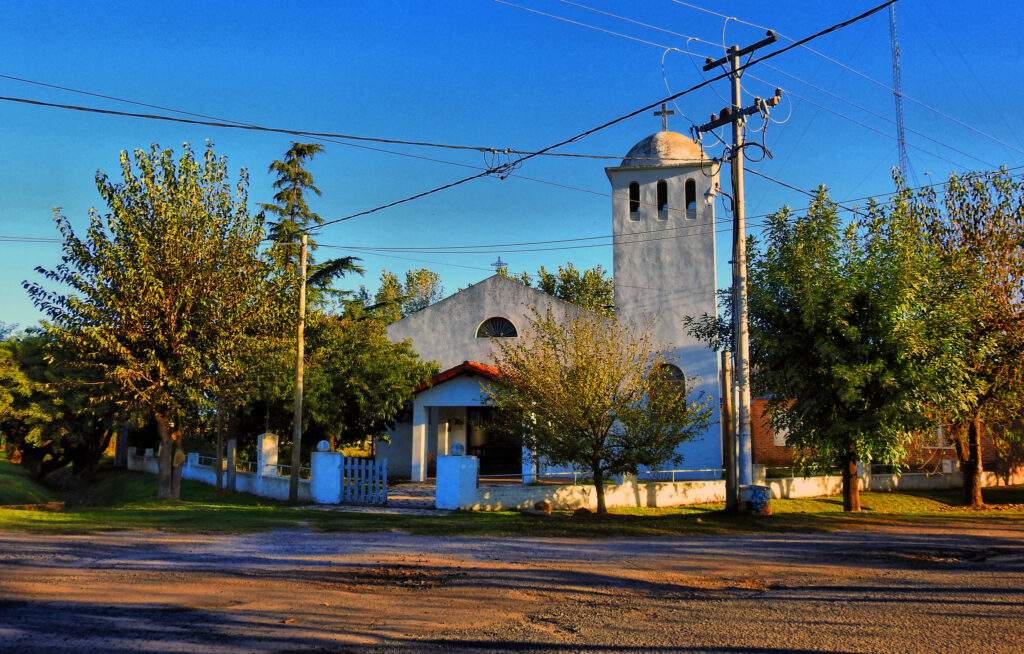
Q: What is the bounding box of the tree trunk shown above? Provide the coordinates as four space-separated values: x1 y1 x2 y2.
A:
114 424 128 468
962 417 985 507
78 427 113 481
155 412 183 501
156 414 174 500
592 466 607 515
171 453 183 499
214 402 225 491
842 449 861 512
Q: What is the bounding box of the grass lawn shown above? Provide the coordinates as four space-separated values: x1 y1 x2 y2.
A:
1 459 1021 537
0 458 60 505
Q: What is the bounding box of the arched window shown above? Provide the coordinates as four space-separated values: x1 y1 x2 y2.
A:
655 363 685 383
685 179 697 219
656 180 668 214
652 363 687 397
476 317 518 338
628 181 640 216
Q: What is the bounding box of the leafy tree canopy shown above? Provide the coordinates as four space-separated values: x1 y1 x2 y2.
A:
904 169 1024 505
501 263 614 315
351 268 445 324
25 142 288 499
0 332 116 480
485 309 711 514
260 142 363 305
303 314 439 447
747 188 931 511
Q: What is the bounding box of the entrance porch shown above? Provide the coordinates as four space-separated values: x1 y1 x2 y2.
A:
378 361 530 483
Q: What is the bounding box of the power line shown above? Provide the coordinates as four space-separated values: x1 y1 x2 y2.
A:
0 93 511 154
552 0 723 48
315 1 897 231
12 169 1024 263
325 248 495 273
20 163 1022 256
0 87 704 164
738 73 985 171
625 34 985 170
0 4 907 242
745 168 866 216
322 162 1024 254
745 67 993 169
492 0 686 51
667 0 1024 158
509 0 981 171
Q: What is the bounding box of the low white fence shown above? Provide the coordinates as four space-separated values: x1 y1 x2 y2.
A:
437 456 724 511
127 443 311 503
127 433 387 505
436 455 1024 511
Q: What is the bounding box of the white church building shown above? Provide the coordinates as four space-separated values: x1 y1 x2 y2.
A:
379 126 722 482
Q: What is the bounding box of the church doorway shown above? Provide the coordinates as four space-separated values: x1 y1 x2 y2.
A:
467 407 522 476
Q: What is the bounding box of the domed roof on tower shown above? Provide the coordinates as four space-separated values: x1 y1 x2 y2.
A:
619 131 706 168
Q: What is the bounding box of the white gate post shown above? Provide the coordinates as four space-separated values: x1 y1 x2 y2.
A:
257 433 279 495
311 451 343 504
436 455 479 510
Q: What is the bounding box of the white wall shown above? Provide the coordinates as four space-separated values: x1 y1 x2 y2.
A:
436 455 725 510
387 274 582 371
377 421 413 478
451 476 725 511
435 453 1024 510
127 448 310 503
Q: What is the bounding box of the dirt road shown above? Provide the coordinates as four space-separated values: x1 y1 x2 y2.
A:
1 521 1022 653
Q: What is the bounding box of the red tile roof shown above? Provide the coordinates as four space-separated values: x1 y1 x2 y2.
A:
415 360 499 393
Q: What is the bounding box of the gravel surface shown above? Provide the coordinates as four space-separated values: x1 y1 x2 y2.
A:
0 522 1022 653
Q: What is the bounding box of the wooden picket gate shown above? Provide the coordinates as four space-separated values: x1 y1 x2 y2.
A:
341 456 387 504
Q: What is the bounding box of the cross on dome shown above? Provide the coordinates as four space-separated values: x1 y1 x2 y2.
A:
653 103 675 131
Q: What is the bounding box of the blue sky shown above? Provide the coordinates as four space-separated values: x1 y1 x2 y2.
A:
2 0 1022 328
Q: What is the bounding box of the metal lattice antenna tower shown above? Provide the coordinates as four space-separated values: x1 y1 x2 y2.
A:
890 4 910 179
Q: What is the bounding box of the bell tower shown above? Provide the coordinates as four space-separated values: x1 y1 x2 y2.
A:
605 121 722 475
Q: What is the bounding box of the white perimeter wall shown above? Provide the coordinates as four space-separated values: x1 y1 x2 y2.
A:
436 455 1024 511
127 448 310 503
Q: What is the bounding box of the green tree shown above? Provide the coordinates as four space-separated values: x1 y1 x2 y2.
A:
303 314 438 448
485 309 711 514
25 143 287 499
501 263 614 315
364 268 445 324
230 313 437 455
0 333 28 421
747 189 929 511
260 142 363 304
909 170 1024 506
402 268 445 314
371 271 406 324
0 332 116 480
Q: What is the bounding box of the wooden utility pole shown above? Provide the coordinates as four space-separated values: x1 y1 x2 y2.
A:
289 234 308 503
698 31 780 486
720 351 737 511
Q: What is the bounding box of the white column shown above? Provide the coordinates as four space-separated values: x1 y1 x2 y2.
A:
411 402 428 482
439 415 450 457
